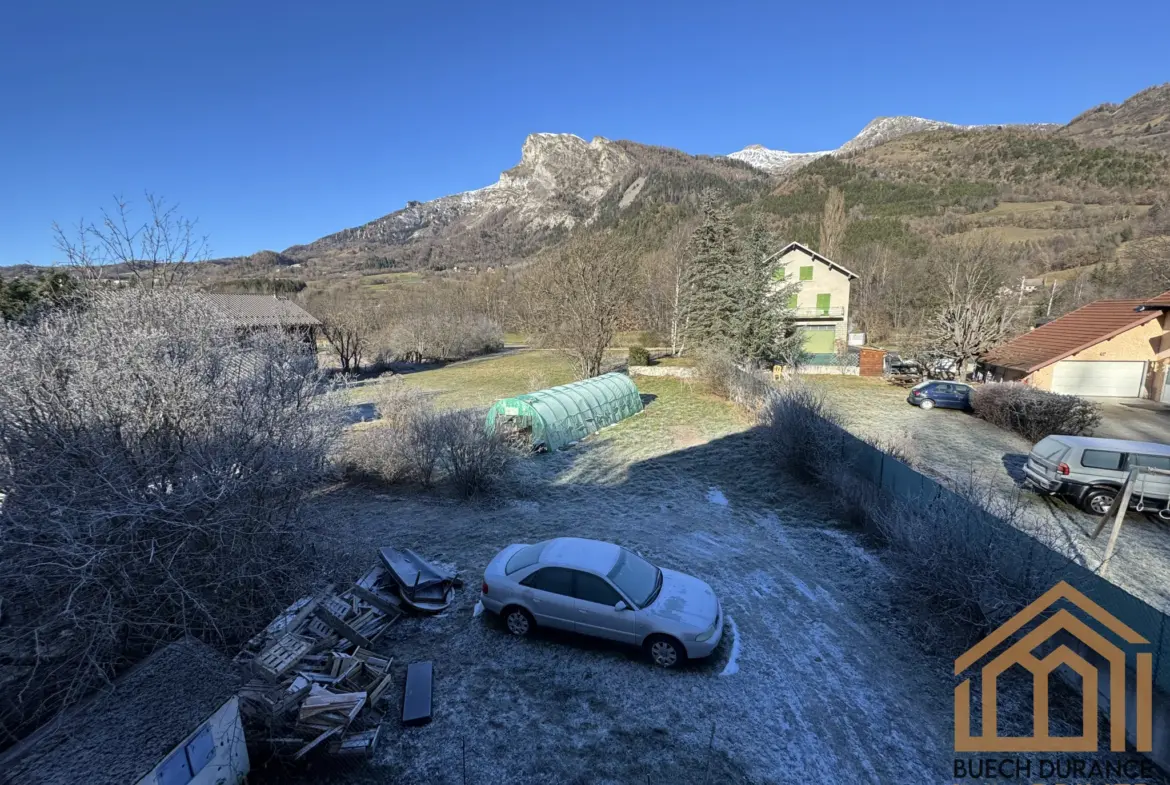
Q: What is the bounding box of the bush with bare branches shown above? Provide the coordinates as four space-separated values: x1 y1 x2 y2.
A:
972 383 1101 442
0 291 340 743
759 385 1065 634
758 381 847 482
868 473 1066 633
695 350 775 410
385 312 503 363
434 408 515 497
53 192 208 290
336 383 513 497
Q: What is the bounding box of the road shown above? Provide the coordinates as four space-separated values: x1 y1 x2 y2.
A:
816 376 1170 616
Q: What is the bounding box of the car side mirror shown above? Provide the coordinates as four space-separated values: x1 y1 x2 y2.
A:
614 600 629 612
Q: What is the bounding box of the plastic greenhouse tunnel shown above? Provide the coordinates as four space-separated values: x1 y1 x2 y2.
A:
485 372 644 452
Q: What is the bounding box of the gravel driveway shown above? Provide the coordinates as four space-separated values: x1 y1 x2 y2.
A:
813 376 1170 616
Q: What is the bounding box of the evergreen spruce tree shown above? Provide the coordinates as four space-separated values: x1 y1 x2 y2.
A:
681 195 739 351
734 221 804 368
682 198 806 368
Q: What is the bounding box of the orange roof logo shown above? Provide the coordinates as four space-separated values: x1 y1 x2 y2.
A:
954 581 1152 752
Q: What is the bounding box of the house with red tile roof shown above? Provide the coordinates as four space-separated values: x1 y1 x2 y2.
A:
982 291 1170 401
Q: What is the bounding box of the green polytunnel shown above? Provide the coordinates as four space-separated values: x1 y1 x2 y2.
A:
485 372 643 451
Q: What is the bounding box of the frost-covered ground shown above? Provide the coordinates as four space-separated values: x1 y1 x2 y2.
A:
814 375 1170 616
291 432 962 784
262 357 1119 785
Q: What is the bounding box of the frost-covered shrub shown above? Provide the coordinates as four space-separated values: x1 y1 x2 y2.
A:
0 290 339 740
337 383 512 497
972 383 1100 442
759 381 846 482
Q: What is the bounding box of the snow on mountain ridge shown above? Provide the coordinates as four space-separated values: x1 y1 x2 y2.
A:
728 115 974 174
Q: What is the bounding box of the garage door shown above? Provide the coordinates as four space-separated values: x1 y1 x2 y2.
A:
1050 360 1145 397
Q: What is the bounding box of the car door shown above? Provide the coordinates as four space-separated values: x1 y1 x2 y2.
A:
570 570 637 644
518 567 577 631
933 383 958 408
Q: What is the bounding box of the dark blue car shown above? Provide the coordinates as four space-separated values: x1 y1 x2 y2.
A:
906 380 973 411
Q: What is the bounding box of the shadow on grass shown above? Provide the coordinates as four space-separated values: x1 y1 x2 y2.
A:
1001 453 1028 485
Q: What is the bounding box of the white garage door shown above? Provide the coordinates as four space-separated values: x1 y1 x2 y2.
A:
1051 360 1145 397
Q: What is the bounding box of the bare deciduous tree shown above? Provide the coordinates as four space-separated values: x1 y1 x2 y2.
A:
640 222 696 356
528 233 636 378
311 295 382 373
926 238 1019 371
0 290 340 742
53 193 209 289
1129 237 1170 293
819 187 847 261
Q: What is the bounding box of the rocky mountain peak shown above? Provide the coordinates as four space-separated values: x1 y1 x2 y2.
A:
727 115 972 174
506 133 632 197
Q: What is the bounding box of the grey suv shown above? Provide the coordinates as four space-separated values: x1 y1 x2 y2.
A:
1024 435 1170 515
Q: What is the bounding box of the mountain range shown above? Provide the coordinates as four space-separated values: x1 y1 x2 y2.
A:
258 83 1167 282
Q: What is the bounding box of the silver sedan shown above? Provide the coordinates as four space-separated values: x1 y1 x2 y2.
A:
480 537 723 668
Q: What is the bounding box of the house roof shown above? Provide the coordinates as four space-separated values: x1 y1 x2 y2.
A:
0 638 243 785
202 293 320 327
982 297 1164 373
769 241 859 280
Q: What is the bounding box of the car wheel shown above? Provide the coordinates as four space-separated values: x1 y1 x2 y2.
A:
1082 488 1117 516
503 607 535 638
918 399 935 410
646 635 684 669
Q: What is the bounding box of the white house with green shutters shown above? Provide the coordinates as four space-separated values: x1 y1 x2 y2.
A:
767 242 858 360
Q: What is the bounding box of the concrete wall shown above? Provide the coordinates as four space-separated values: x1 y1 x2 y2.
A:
628 365 696 379
134 697 248 785
835 428 1170 768
774 247 852 343
1024 316 1168 399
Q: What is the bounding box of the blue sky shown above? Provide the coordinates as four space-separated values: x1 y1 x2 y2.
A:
1 0 1167 265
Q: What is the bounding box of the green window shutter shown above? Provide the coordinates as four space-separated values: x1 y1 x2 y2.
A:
787 293 798 309
816 293 831 313
799 266 814 281
771 267 787 281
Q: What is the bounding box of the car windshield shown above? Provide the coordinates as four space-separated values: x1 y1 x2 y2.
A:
607 549 661 607
505 542 548 575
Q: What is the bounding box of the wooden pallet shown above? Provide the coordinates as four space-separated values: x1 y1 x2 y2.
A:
255 634 314 679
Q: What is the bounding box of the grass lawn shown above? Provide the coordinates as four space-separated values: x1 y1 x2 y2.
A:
355 349 748 455
654 355 697 367
585 374 750 464
394 350 578 408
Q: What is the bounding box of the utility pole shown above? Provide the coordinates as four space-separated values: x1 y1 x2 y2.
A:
1018 275 1026 305
1046 280 1059 317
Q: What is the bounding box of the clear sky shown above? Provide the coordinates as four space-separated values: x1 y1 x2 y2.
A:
1 0 1167 265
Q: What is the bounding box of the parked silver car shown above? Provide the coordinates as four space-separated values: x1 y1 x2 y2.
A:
480 537 723 668
1024 435 1170 515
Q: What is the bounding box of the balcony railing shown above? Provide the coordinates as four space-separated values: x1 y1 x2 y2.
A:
791 306 845 318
